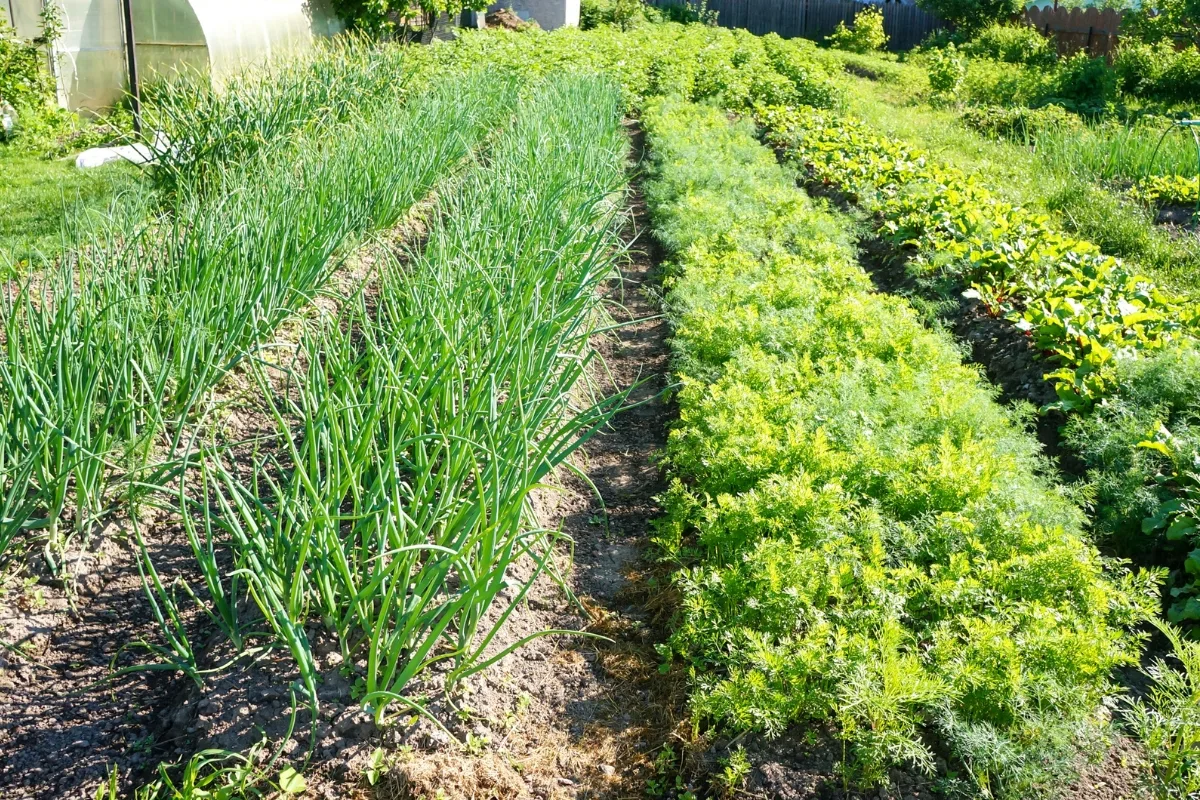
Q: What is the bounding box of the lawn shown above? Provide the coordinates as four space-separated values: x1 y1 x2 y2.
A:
0 148 144 269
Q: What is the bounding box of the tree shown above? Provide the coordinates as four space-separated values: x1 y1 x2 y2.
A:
1123 0 1200 48
331 0 489 36
915 0 1022 36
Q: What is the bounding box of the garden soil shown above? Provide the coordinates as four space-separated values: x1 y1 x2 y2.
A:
0 122 1157 800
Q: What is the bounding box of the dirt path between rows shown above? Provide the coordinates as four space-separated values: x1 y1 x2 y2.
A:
360 121 683 800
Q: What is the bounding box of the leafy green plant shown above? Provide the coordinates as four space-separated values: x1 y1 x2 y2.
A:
712 747 751 797
329 0 487 35
419 21 841 112
916 0 1021 36
926 43 966 106
1123 0 1200 49
1134 174 1200 208
364 748 389 786
580 0 647 30
1051 52 1120 113
1113 41 1200 105
964 22 1056 67
827 7 888 54
0 3 57 116
759 103 1199 411
1133 422 1200 622
646 96 1158 799
1127 620 1200 799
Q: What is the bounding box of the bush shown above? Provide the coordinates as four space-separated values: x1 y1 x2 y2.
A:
761 33 844 109
1123 0 1200 49
0 6 55 117
580 0 649 30
960 102 1081 141
1115 41 1200 106
826 7 888 54
1049 52 1119 113
961 57 1055 108
654 0 719 25
926 43 966 105
964 22 1057 67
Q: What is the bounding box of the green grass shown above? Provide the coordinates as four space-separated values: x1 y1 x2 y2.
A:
826 55 1200 292
0 149 143 269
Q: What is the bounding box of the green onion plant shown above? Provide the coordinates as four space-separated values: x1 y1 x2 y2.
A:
0 68 515 568
157 74 631 720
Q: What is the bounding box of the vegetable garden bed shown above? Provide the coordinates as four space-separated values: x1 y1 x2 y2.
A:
2 18 1196 800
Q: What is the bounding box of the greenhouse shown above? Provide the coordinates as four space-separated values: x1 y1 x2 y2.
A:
4 0 338 111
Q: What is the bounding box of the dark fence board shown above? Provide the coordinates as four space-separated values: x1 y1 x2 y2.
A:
645 0 1134 58
647 0 944 52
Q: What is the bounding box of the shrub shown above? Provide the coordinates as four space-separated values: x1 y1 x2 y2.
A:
580 0 648 30
926 43 966 105
1123 0 1200 49
1115 41 1200 106
961 57 1054 108
654 0 719 25
0 5 56 117
1114 40 1165 96
331 0 491 34
1050 51 1119 113
964 22 1057 67
960 102 1081 141
826 7 888 54
1158 47 1200 107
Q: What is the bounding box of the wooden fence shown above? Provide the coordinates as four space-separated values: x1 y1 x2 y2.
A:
1024 7 1123 60
649 0 1137 58
648 0 944 52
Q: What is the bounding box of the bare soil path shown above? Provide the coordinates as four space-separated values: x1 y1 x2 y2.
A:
372 120 683 800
